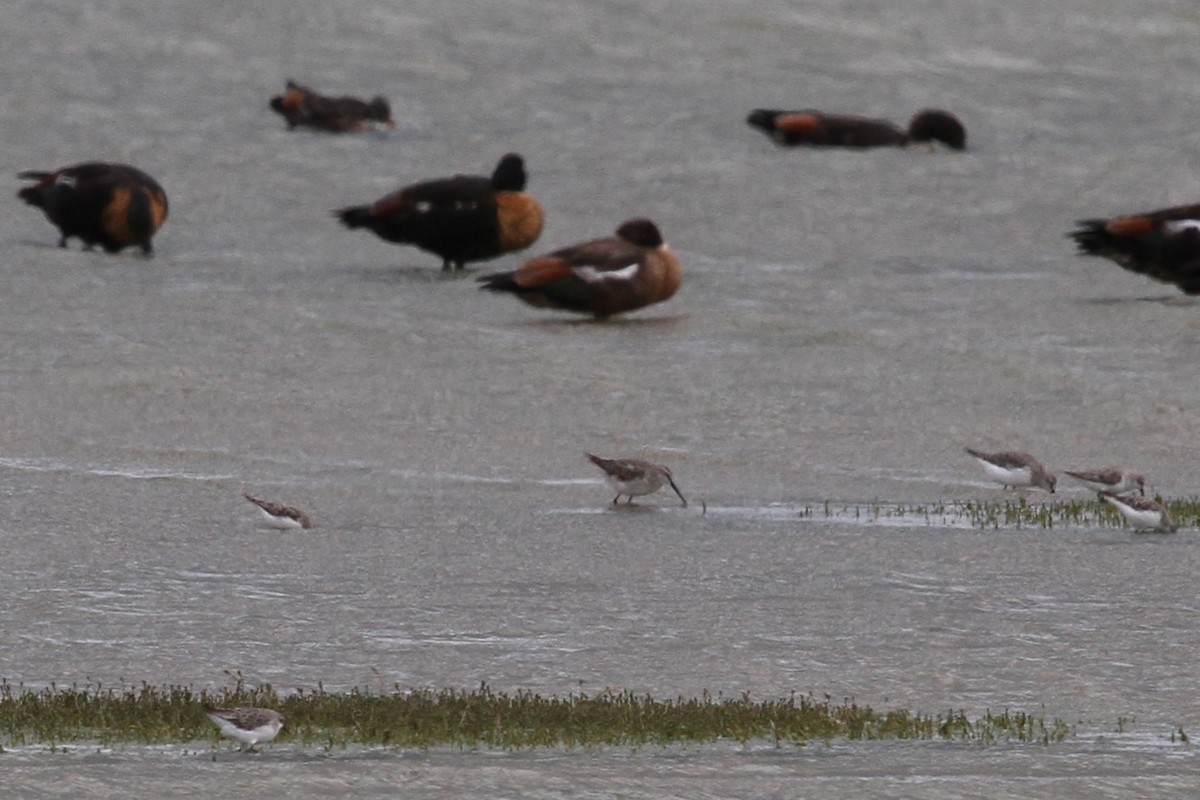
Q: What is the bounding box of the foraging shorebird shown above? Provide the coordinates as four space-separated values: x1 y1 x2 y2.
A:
243 493 314 530
1100 491 1177 533
204 706 286 751
585 453 687 507
965 448 1057 493
1064 467 1145 496
17 162 168 254
1069 203 1200 294
336 153 543 271
269 79 394 133
478 218 682 318
746 108 966 150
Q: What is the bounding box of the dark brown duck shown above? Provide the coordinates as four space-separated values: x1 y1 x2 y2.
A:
478 218 682 318
1069 203 1200 294
335 153 543 271
17 162 168 254
269 79 393 133
746 108 966 150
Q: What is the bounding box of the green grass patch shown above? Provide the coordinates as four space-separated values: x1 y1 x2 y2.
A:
805 496 1200 531
0 680 1071 750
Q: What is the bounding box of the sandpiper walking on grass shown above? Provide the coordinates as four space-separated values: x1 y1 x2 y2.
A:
1064 466 1145 496
204 706 286 751
965 448 1057 493
1100 491 1176 533
586 453 687 507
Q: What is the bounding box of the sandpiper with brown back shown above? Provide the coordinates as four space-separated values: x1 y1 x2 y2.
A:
204 706 286 752
965 448 1056 493
586 453 687 507
243 493 314 530
1100 491 1177 533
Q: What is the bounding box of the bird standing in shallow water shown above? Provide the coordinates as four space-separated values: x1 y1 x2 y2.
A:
586 453 687 507
1068 203 1200 295
204 706 286 751
746 108 966 150
335 153 543 271
244 493 314 529
269 79 394 132
1063 466 1145 496
1100 491 1177 533
965 448 1057 493
17 162 169 254
478 218 682 318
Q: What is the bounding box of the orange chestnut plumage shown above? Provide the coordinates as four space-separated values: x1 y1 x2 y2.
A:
1069 202 1200 294
336 153 543 271
269 79 393 133
746 108 966 150
17 162 168 254
477 218 682 318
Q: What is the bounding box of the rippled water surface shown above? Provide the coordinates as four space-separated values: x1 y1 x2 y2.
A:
3 0 1200 796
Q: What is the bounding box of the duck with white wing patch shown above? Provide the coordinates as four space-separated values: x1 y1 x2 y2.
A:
1069 202 1200 294
478 218 682 318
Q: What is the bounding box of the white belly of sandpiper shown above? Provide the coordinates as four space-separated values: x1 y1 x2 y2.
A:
976 460 1032 488
1105 499 1167 531
606 473 662 497
257 508 304 530
206 712 284 748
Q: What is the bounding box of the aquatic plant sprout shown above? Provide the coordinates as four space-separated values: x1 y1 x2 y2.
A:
0 681 1072 750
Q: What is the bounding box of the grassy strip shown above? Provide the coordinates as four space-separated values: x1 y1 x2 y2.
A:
0 680 1070 750
803 496 1200 531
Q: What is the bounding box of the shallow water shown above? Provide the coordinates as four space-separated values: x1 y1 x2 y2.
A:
3 0 1200 796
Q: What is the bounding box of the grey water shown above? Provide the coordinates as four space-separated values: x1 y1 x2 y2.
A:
2 0 1200 796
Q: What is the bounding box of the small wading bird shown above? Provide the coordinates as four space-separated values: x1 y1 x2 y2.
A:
243 493 314 530
204 706 286 752
335 153 543 271
746 108 966 151
1063 466 1145 496
965 448 1057 493
1068 203 1200 295
17 162 169 254
586 453 687 507
1099 491 1177 533
477 218 682 318
269 79 394 133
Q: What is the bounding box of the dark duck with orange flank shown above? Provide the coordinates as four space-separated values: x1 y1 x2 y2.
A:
478 218 682 318
746 108 966 150
1069 203 1200 294
269 79 394 133
17 162 168 254
335 153 543 271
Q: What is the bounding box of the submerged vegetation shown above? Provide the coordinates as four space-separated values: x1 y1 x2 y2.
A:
801 495 1200 531
0 680 1072 750
4 500 1184 752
